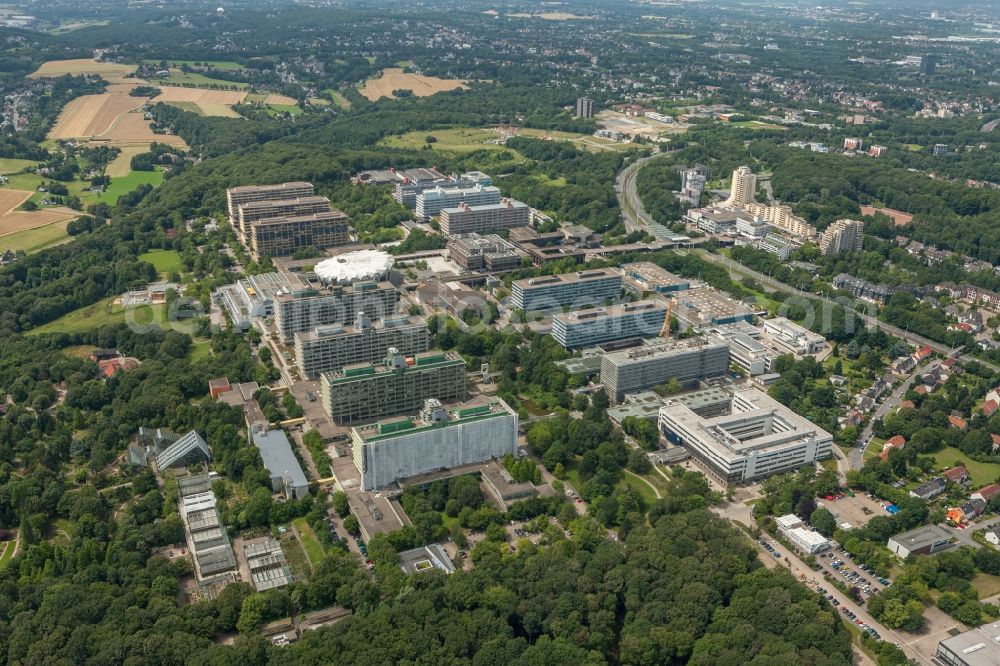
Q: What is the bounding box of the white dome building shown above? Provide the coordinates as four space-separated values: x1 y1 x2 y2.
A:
314 250 394 285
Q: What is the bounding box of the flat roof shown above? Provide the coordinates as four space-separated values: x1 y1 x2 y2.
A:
295 315 425 343
441 199 528 214
888 524 953 550
603 336 725 366
251 209 349 227
325 350 462 383
238 195 330 213
513 269 621 290
621 261 690 288
399 544 456 575
352 396 512 443
672 286 755 322
554 355 603 376
228 181 313 195
937 622 1000 665
252 428 308 490
554 300 667 325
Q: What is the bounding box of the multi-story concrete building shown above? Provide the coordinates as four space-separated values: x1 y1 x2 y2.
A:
393 170 492 208
736 215 769 239
351 396 517 490
247 209 351 261
600 338 730 402
935 622 1000 666
621 261 690 296
552 300 668 349
226 181 314 231
236 195 332 245
685 207 740 234
510 269 622 312
321 349 467 423
819 218 864 256
743 202 817 238
671 286 756 329
447 234 522 272
680 168 707 205
439 198 531 235
762 317 826 355
294 313 430 380
725 166 757 207
706 324 773 376
414 184 502 220
273 280 398 344
575 97 594 119
756 235 791 261
658 388 833 484
215 270 400 341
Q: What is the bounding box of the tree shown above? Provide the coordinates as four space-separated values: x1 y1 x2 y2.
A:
237 594 267 634
810 507 837 537
332 491 350 517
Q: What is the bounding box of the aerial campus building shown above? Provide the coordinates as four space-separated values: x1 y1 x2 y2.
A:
447 234 522 272
671 286 756 329
935 622 1000 666
225 182 352 260
510 269 622 312
414 184 502 220
551 300 668 349
321 349 467 423
819 219 865 256
658 387 833 484
244 538 294 592
295 313 430 380
600 338 730 402
127 427 211 470
350 397 518 491
245 401 309 499
621 262 691 296
439 199 531 235
390 170 492 208
215 264 399 343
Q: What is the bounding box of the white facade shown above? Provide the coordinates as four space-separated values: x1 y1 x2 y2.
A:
725 166 757 207
351 398 517 490
762 317 826 355
787 526 830 554
658 388 833 484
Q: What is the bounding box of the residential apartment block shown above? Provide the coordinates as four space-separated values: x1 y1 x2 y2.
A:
600 338 730 402
819 219 864 256
658 388 833 484
510 269 622 312
552 301 667 349
833 273 894 304
321 350 467 423
295 313 430 380
351 397 518 490
439 198 531 235
725 166 757 207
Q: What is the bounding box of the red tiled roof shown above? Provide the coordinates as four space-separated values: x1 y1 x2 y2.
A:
948 415 968 430
943 466 968 482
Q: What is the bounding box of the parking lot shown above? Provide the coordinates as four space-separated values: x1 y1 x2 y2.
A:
816 491 890 530
814 547 892 601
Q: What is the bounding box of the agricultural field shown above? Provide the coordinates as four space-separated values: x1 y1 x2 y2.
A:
0 219 74 253
0 157 37 174
107 146 146 178
97 170 165 205
326 90 352 109
153 69 249 90
508 12 595 20
143 59 243 70
30 58 136 82
48 94 145 139
98 112 188 148
360 67 467 101
264 94 297 106
152 86 247 117
0 189 32 217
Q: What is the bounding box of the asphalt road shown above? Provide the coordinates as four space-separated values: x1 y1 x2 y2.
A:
615 149 676 231
849 362 934 470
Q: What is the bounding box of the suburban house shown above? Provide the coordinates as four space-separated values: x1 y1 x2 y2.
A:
879 435 906 462
943 466 970 485
910 477 946 501
972 483 1000 504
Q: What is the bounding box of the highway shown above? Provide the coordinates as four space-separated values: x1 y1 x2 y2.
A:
615 149 677 232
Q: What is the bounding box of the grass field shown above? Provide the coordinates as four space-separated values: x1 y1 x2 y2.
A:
162 100 204 115
930 447 1000 487
360 67 466 101
292 518 325 569
267 103 302 116
155 69 248 90
106 146 146 177
27 297 166 335
0 219 73 253
730 120 788 131
144 59 243 70
972 572 1000 598
0 540 13 569
326 90 352 109
382 127 507 152
188 340 213 362
903 144 923 152
139 249 182 276
0 158 37 174
97 170 164 204
620 470 660 506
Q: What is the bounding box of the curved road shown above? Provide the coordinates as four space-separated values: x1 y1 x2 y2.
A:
615 149 677 232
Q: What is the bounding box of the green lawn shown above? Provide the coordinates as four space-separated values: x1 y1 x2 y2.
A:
97 170 164 205
0 540 14 569
155 69 248 89
163 100 204 115
144 59 243 70
267 103 302 116
139 249 182 276
0 220 73 253
971 572 1000 598
0 157 37 174
292 518 325 569
730 121 788 131
903 144 923 152
27 297 166 335
620 470 660 506
188 340 212 362
382 127 511 152
327 90 352 109
930 447 1000 487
